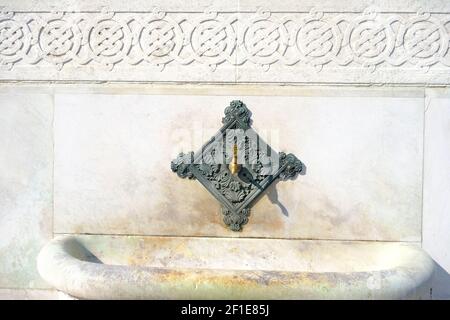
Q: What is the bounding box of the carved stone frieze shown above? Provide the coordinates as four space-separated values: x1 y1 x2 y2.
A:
1 7 450 83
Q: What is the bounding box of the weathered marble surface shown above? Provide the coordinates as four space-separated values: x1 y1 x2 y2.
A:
53 88 423 241
37 235 434 299
0 93 53 288
422 88 450 299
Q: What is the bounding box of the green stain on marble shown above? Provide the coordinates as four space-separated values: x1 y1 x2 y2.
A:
0 239 50 289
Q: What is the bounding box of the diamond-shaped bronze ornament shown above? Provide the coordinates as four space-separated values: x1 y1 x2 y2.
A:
171 100 303 231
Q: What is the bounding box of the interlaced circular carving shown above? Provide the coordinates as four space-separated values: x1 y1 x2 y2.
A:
138 11 184 68
141 20 176 57
88 17 132 67
193 21 227 57
39 19 81 68
190 12 235 68
298 21 334 57
401 16 448 68
240 11 289 68
245 21 283 57
1 9 450 74
346 16 395 67
0 18 32 67
296 13 342 68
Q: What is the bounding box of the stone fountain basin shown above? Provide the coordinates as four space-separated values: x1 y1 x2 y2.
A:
37 235 434 299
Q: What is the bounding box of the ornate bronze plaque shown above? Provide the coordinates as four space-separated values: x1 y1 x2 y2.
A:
171 100 303 231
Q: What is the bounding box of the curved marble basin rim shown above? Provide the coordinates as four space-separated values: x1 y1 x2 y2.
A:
37 235 435 300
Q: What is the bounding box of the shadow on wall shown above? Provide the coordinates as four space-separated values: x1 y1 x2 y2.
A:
432 262 450 299
266 163 308 217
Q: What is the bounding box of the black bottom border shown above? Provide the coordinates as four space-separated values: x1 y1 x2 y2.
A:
2 299 449 319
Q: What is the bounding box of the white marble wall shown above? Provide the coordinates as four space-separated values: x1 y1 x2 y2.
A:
53 88 423 241
423 88 450 299
0 0 449 300
0 93 53 289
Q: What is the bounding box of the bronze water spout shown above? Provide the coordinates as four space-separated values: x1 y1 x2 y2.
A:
229 143 241 175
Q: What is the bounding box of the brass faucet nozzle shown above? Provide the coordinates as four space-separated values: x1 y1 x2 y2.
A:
229 143 241 175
